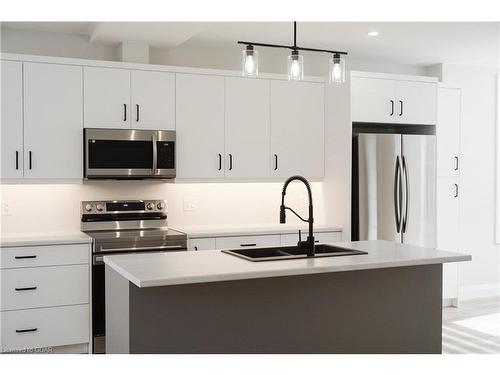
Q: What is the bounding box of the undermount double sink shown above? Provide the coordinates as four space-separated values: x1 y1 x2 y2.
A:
222 244 368 262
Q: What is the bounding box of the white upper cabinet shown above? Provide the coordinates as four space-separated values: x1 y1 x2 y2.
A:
270 80 325 179
23 63 83 179
437 87 461 177
225 77 270 179
1 61 24 179
351 77 396 123
395 81 437 125
130 70 175 130
351 73 437 125
84 67 131 128
176 74 225 179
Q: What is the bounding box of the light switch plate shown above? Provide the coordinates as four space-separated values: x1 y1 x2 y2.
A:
183 198 198 212
1 201 12 216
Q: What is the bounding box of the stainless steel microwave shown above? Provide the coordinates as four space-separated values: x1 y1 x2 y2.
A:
84 129 176 179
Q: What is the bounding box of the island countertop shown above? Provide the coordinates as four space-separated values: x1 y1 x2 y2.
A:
103 240 471 288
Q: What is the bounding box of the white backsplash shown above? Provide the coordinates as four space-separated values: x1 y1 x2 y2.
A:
0 181 326 234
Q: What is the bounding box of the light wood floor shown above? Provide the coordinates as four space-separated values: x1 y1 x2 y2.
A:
442 297 500 354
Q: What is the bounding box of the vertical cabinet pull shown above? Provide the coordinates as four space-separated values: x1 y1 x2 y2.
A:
28 151 32 170
229 154 233 170
274 154 278 170
454 183 459 198
389 100 395 116
218 154 222 171
399 100 403 116
454 156 459 171
123 104 127 122
136 104 140 122
15 151 19 170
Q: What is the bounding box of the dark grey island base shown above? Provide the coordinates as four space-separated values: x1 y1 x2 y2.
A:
105 264 442 354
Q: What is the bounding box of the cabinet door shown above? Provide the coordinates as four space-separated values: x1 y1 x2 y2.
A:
270 81 325 178
131 70 175 130
176 74 225 179
1 61 24 179
225 77 270 178
188 238 216 251
351 77 396 123
23 63 83 179
395 81 437 125
437 177 460 301
83 67 130 128
437 87 461 177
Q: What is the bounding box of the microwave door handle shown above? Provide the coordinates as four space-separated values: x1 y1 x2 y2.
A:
152 134 157 175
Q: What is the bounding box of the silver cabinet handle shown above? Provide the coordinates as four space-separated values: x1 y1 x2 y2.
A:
390 100 395 116
399 100 404 116
151 134 157 175
454 156 459 171
454 183 459 198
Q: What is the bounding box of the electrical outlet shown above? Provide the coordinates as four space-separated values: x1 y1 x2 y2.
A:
1 201 12 216
183 198 198 212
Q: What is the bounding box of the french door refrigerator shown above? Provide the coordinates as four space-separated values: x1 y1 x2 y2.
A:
352 130 436 248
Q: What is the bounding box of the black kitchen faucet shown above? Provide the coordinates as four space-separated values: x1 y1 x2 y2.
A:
279 175 315 257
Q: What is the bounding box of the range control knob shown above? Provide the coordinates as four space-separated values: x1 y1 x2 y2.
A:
146 202 155 210
157 201 165 210
84 204 93 212
96 204 104 212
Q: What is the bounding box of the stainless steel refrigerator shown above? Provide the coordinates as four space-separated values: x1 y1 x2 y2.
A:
352 130 436 248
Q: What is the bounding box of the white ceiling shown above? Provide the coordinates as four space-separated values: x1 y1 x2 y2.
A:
2 21 499 67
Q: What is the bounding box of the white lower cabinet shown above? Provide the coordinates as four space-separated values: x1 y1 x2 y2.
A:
437 177 460 305
215 235 281 251
0 242 91 353
188 238 216 251
1 304 90 353
280 231 342 247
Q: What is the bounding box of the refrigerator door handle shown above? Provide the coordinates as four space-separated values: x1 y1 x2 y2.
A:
394 156 402 233
401 155 409 233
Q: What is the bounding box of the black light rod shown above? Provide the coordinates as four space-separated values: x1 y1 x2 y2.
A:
237 41 348 56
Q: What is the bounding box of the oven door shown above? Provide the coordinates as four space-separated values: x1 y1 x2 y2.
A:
92 246 186 354
84 128 175 179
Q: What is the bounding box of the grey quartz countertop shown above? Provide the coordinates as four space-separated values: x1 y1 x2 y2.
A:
170 223 342 238
0 231 91 247
103 240 471 288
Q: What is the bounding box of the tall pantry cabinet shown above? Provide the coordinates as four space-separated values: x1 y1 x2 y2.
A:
436 85 462 306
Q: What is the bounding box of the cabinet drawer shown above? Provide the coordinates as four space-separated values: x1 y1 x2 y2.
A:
0 243 89 269
215 235 280 250
1 265 89 311
189 238 216 251
1 304 90 352
280 231 342 246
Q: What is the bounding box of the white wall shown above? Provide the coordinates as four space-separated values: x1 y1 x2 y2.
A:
437 64 500 296
0 27 427 237
0 181 325 233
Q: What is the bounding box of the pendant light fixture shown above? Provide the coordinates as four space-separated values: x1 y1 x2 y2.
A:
238 22 348 84
241 44 258 77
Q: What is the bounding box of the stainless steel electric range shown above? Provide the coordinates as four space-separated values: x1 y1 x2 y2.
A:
80 199 187 354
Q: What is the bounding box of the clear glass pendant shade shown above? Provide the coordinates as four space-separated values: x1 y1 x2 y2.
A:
329 54 346 84
241 45 259 77
287 50 304 81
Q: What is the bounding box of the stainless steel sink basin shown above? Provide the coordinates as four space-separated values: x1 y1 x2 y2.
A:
222 244 367 262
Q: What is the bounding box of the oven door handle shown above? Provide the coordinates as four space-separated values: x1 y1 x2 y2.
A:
99 244 185 252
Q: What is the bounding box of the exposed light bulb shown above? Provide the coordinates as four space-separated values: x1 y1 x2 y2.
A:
241 45 258 77
287 50 303 81
329 54 345 84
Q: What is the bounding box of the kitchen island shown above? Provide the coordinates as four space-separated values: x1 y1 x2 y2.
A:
103 240 471 354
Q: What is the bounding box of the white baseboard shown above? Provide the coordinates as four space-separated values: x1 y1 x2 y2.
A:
459 282 500 301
